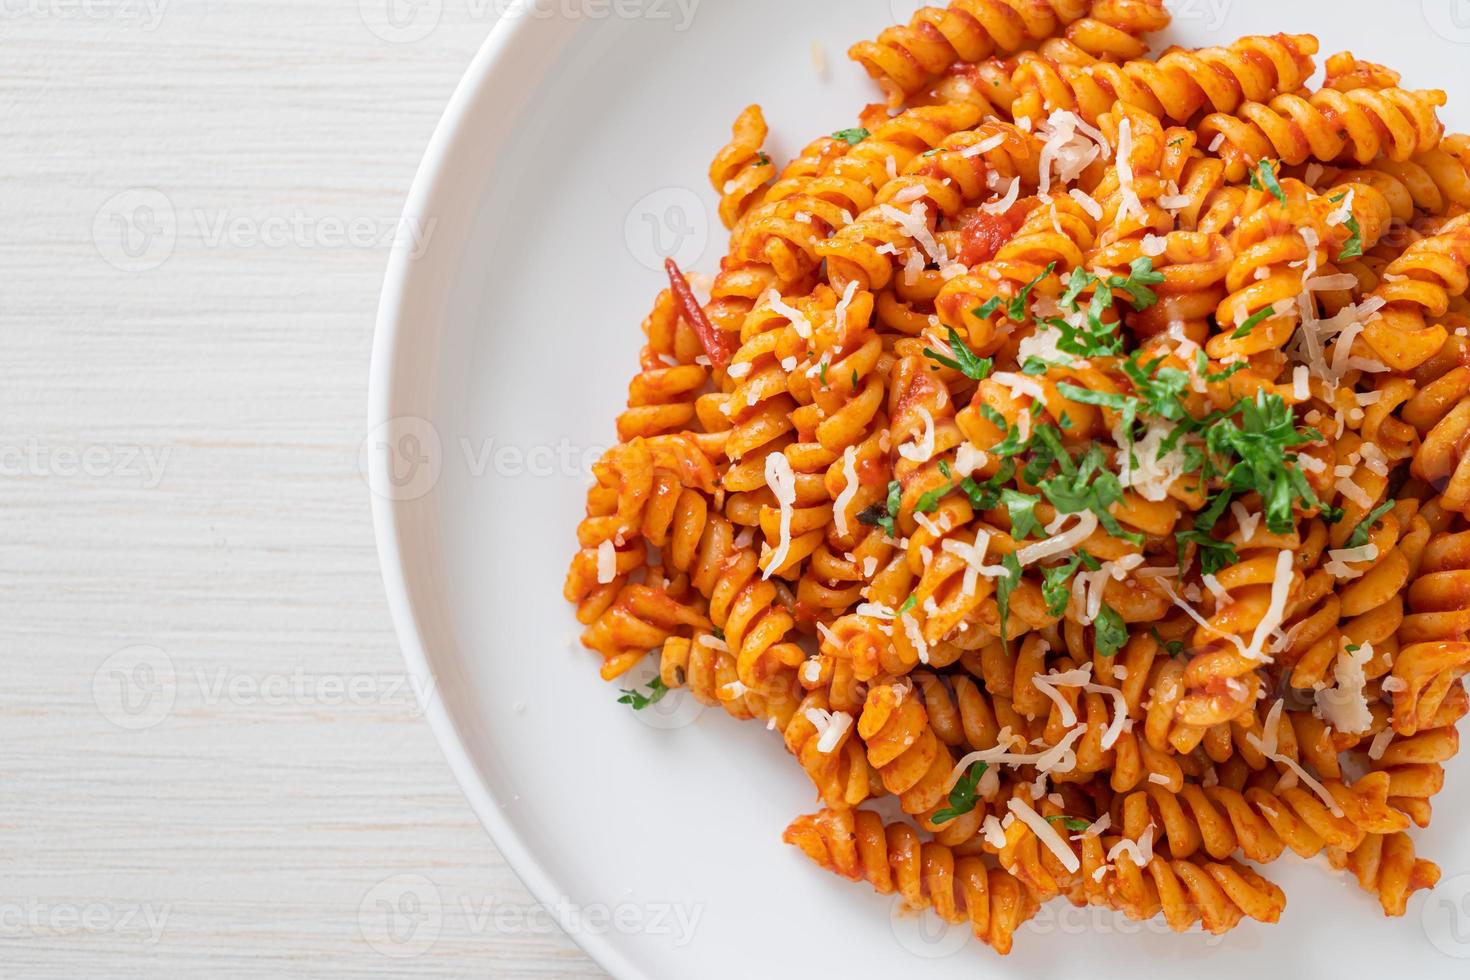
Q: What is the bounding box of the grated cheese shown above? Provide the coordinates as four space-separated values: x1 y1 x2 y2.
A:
1325 543 1379 580
1008 798 1081 873
1016 511 1098 567
1107 826 1156 868
901 613 931 664
1114 118 1146 227
833 446 860 539
983 177 1021 215
1231 501 1262 542
961 133 1007 159
946 725 1087 788
954 442 990 477
941 526 1008 598
761 452 797 580
1032 666 1093 727
1069 188 1103 219
1336 478 1374 509
1315 642 1374 735
765 290 813 339
803 708 853 754
991 371 1046 400
1084 681 1131 749
596 540 617 584
899 406 937 462
879 202 949 267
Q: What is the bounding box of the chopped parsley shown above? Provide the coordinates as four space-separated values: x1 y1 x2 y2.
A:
1040 552 1097 618
1002 489 1043 540
1007 262 1057 321
1045 815 1093 832
1345 500 1395 549
857 480 903 538
916 479 953 514
1038 444 1143 545
832 127 870 145
932 761 988 825
1093 603 1128 657
1232 305 1276 339
996 553 1022 652
1204 390 1340 534
1339 214 1364 260
754 152 771 167
1176 527 1238 576
1250 158 1287 204
617 677 669 710
1151 628 1186 657
923 326 994 381
899 594 918 615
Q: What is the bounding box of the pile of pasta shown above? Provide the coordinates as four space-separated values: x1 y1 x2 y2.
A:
566 0 1470 955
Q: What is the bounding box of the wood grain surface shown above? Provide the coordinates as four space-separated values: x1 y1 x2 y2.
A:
0 2 603 975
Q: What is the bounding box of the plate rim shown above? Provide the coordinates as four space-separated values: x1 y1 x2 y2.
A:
367 6 647 978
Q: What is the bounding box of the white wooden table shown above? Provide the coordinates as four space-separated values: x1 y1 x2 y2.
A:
0 2 602 975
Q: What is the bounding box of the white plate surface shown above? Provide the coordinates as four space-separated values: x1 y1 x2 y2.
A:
369 2 1470 976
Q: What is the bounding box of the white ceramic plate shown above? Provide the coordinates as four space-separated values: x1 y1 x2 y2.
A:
369 1 1470 975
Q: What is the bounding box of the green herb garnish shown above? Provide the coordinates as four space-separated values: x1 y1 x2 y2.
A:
617 677 669 710
932 761 988 825
1232 305 1276 339
1093 603 1128 657
996 553 1022 652
1345 500 1395 549
1002 489 1043 540
1045 815 1093 832
1251 159 1287 204
923 327 994 381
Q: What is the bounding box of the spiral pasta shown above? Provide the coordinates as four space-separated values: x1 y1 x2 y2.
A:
848 0 1175 106
567 13 1470 960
